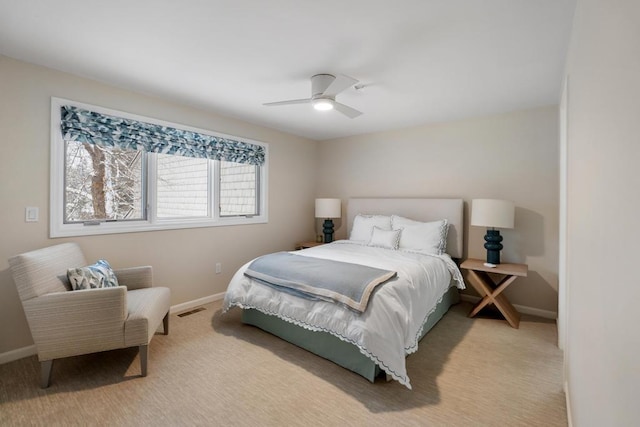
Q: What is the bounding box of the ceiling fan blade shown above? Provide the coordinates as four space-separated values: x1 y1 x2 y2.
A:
322 74 358 97
333 101 362 119
263 98 311 106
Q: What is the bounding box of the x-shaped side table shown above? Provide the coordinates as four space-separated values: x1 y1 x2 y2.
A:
461 259 528 328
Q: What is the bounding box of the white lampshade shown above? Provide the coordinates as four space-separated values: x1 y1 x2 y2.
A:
315 198 341 219
471 199 515 229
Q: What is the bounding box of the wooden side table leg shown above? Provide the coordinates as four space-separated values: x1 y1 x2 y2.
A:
494 293 521 328
492 275 518 298
467 270 495 318
466 270 521 328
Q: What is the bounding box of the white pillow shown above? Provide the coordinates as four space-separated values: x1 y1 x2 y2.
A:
391 215 449 254
368 226 401 250
349 214 392 243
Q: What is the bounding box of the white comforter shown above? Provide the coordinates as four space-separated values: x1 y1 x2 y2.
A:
223 240 465 389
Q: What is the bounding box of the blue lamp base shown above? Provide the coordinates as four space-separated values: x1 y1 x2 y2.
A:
323 219 335 243
484 229 503 265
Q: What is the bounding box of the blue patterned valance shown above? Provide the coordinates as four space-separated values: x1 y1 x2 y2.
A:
60 105 265 166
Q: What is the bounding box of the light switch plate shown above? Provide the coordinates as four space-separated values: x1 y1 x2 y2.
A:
25 207 39 222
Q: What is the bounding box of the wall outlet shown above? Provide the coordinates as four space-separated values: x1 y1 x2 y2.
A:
215 263 222 274
25 207 39 222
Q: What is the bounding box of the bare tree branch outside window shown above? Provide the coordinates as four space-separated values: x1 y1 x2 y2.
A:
64 141 144 223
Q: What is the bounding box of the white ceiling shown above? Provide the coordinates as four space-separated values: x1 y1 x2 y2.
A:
0 0 576 141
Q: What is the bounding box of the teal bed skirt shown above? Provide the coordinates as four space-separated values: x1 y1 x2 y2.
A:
241 286 460 383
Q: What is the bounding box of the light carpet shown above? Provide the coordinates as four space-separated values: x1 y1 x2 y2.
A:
0 301 566 426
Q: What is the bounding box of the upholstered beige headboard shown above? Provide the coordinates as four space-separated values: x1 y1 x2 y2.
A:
346 198 464 258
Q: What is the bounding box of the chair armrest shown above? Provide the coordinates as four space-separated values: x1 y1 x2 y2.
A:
22 287 127 360
114 266 153 290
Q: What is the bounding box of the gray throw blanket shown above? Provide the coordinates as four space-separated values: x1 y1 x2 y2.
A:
244 252 397 313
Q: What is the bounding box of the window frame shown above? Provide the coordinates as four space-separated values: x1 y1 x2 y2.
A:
63 140 149 224
50 97 268 238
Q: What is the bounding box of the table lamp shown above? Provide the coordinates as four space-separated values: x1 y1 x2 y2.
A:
315 198 341 243
471 199 515 266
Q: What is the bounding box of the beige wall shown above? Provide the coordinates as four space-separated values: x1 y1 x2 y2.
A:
0 56 562 358
0 56 318 354
316 106 559 312
564 1 640 424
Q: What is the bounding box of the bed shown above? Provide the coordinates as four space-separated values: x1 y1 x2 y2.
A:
223 198 465 389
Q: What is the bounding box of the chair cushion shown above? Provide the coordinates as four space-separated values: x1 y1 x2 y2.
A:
67 260 119 290
124 287 171 346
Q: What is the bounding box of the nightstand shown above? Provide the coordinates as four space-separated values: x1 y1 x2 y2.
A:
295 241 325 250
460 258 528 328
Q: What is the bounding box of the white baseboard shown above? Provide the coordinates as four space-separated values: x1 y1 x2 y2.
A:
459 294 557 320
0 344 36 365
170 291 225 314
0 292 227 365
564 381 573 427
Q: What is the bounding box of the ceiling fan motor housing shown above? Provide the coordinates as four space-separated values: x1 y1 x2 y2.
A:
311 74 336 98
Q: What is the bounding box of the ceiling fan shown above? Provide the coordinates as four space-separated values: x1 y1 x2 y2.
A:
264 74 362 118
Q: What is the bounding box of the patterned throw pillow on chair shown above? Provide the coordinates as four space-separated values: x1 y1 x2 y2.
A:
67 259 119 290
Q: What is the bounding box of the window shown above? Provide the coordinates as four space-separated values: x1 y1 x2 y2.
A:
51 98 268 237
219 161 259 216
64 141 145 222
157 154 208 219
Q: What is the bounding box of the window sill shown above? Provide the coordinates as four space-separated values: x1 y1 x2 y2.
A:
50 215 268 238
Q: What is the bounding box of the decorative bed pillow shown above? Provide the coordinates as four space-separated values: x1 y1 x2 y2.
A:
67 259 119 291
368 227 401 250
349 214 392 243
391 215 449 255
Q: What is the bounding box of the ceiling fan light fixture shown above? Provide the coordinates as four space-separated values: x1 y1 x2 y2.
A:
264 74 362 118
313 98 334 111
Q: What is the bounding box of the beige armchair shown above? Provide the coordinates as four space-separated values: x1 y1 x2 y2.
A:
9 242 170 388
